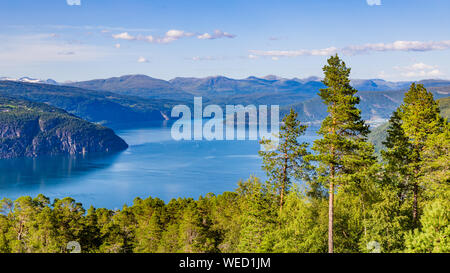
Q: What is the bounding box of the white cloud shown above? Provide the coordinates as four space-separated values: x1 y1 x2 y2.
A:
113 30 194 44
342 40 450 55
152 30 195 44
366 0 381 6
197 30 236 40
112 32 136 41
66 0 81 6
137 56 149 63
114 43 121 49
401 70 442 78
407 63 435 70
250 40 450 59
112 29 234 44
394 62 443 78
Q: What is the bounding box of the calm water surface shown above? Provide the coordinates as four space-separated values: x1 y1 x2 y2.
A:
0 123 318 209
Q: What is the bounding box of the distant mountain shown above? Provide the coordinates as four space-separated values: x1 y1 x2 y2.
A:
282 87 450 126
66 74 450 104
0 96 128 159
350 79 411 91
68 74 191 100
169 75 323 99
0 81 176 127
5 74 450 99
0 76 58 85
351 79 450 92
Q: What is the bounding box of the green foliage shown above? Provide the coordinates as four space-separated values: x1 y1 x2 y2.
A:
236 177 278 253
399 84 444 159
270 189 328 253
360 184 412 253
388 84 445 223
369 95 450 154
437 96 450 118
405 199 450 253
364 84 449 252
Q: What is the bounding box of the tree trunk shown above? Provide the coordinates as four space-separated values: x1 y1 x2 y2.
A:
280 153 288 213
329 113 336 254
328 175 334 253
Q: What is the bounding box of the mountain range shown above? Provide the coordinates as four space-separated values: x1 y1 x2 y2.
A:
67 74 450 100
1 74 450 127
5 74 450 96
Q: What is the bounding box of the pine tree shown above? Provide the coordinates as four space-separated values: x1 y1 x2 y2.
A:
420 122 450 199
178 203 211 253
209 192 242 253
52 198 86 252
237 177 278 252
382 110 414 202
397 83 444 223
259 109 312 213
271 188 328 253
0 213 10 253
132 198 165 253
312 54 374 253
405 198 450 253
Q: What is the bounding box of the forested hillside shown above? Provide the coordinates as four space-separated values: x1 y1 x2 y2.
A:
437 96 450 118
369 96 450 153
0 96 128 159
282 88 450 125
0 81 176 126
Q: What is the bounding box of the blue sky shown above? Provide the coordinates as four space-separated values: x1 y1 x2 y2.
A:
0 0 449 82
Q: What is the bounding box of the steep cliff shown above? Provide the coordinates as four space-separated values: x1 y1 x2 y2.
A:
0 96 128 159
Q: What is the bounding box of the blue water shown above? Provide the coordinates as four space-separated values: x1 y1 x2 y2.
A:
0 123 318 209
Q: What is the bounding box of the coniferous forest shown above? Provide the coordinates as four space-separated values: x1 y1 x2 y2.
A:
0 55 448 253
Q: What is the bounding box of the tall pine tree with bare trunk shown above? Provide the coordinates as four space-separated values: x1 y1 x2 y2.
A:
312 55 374 253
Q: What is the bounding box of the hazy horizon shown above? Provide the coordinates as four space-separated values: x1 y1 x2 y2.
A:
1 73 449 84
